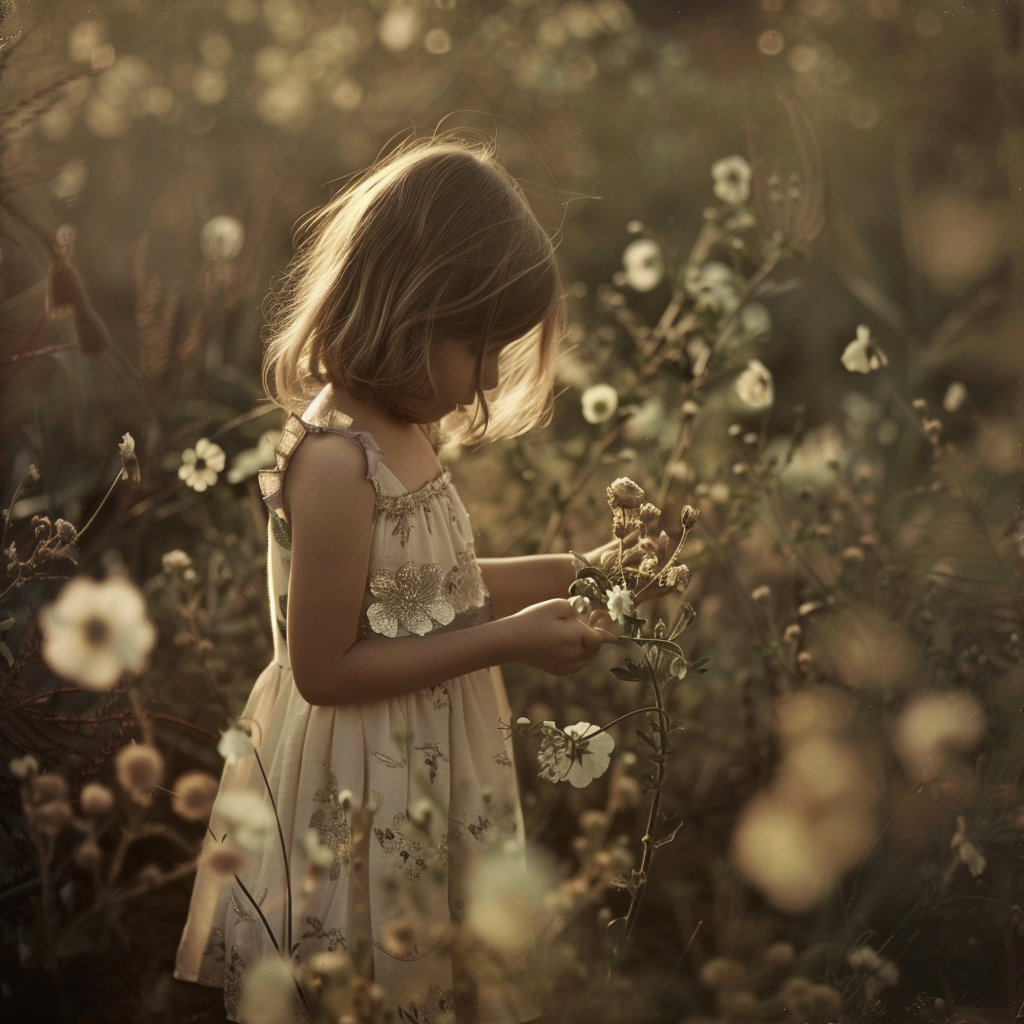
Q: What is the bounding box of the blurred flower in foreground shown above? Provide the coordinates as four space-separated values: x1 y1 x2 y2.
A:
950 814 986 877
178 438 226 492
894 690 985 781
203 837 248 880
218 790 276 851
171 770 219 822
466 842 553 952
849 945 899 996
733 690 876 912
39 576 156 689
538 722 614 787
711 154 752 205
118 432 140 482
943 380 968 412
735 359 774 410
227 429 282 484
686 261 740 315
841 325 888 373
621 238 665 292
238 955 297 1024
116 742 165 806
200 215 245 261
581 383 618 424
218 726 255 762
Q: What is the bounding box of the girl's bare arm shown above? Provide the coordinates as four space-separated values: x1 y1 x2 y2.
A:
283 435 615 708
476 555 576 619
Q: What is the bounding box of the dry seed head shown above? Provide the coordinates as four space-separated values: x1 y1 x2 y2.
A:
74 839 103 870
115 743 165 805
79 782 114 817
171 770 219 822
31 773 69 804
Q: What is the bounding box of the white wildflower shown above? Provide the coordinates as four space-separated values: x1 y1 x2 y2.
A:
237 955 296 1024
581 384 618 425
894 690 985 781
9 755 39 779
538 722 615 788
605 584 635 627
943 381 968 412
178 437 226 492
38 576 156 690
218 789 276 852
217 727 255 763
849 945 899 988
841 325 888 374
227 429 281 484
711 155 752 205
686 261 740 315
735 359 774 410
199 215 245 262
621 238 664 292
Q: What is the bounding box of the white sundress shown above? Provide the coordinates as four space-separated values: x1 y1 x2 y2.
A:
174 394 538 1024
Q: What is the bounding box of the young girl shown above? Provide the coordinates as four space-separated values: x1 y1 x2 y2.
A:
174 135 631 1024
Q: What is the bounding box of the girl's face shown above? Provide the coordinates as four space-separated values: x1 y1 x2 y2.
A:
426 334 509 415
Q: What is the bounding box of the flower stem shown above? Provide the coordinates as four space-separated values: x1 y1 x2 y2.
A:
75 468 124 544
622 659 668 948
253 747 294 959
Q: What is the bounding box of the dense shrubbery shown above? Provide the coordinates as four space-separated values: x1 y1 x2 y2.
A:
2 1 1023 1022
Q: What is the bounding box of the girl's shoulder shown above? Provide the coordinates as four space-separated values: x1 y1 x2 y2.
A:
258 406 384 524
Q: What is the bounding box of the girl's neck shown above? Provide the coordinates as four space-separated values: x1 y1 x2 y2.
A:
314 383 438 440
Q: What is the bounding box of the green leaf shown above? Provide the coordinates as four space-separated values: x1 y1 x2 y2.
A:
269 512 292 551
690 656 710 673
652 815 684 849
0 616 14 632
610 665 641 682
635 729 658 750
0 640 12 668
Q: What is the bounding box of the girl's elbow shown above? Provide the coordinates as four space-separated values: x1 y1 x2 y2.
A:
291 665 351 707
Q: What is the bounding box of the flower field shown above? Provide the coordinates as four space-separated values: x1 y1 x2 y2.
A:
2 1 1023 1022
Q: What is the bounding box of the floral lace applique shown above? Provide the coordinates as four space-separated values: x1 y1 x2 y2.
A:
302 915 347 952
397 985 457 1024
222 944 246 1019
414 740 449 784
374 812 451 881
445 549 486 613
366 562 455 637
309 764 352 881
373 470 455 547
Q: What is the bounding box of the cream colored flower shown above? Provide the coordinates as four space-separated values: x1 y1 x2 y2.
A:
581 383 618 424
848 946 899 987
200 215 245 262
685 261 740 315
115 743 165 806
171 770 219 822
203 838 248 880
237 955 296 1024
605 584 634 627
9 755 39 779
538 722 615 788
735 359 774 410
217 726 255 763
226 429 281 484
711 155 752 205
218 789 276 852
621 238 664 292
79 781 114 817
466 843 554 952
841 325 888 373
894 690 985 780
943 380 968 412
39 576 156 690
178 437 225 492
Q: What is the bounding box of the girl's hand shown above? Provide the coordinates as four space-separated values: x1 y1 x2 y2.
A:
504 599 617 676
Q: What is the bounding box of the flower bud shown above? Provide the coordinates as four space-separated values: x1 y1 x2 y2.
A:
679 505 700 530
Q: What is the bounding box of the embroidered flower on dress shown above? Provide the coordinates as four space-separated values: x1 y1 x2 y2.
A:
366 562 455 637
309 765 352 881
373 470 454 547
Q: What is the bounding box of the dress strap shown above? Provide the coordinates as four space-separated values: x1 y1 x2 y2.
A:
258 409 384 521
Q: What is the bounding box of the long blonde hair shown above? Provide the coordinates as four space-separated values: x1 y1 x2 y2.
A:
262 132 567 447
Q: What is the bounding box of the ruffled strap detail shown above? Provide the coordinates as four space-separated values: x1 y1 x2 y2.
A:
258 409 384 522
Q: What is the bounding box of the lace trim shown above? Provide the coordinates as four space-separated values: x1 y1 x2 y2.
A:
373 468 455 547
